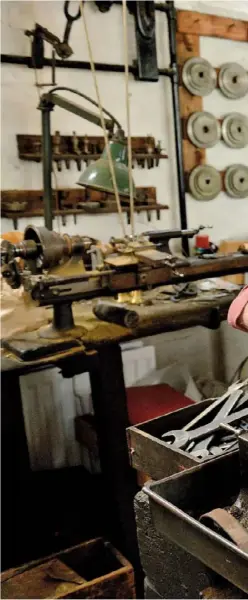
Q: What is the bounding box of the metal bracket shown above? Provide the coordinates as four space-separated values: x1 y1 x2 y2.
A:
130 1 159 81
94 0 158 82
25 24 57 84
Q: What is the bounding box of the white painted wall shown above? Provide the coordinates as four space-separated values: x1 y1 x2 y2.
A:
1 0 247 242
1 1 248 468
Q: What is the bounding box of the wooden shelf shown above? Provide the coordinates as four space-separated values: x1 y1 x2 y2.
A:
3 204 168 218
16 134 168 169
1 187 169 227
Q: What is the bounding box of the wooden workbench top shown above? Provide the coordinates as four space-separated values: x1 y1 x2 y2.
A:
1 290 236 374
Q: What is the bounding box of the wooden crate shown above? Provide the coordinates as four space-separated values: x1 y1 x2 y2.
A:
1 538 135 599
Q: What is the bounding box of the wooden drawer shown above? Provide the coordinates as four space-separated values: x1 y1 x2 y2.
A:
1 538 135 599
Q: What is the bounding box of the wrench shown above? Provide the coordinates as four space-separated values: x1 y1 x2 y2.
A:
191 390 243 458
183 382 248 433
56 1 81 59
161 407 248 450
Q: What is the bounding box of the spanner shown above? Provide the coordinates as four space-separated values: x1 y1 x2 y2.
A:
190 389 243 458
161 407 248 450
182 382 248 433
56 1 81 59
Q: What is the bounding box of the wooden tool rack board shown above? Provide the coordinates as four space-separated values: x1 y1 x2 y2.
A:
176 10 248 190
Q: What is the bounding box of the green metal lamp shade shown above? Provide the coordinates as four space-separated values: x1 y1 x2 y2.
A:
77 138 136 198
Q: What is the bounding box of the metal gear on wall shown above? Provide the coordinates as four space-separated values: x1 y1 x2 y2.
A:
221 113 248 149
224 164 248 198
219 63 248 99
188 165 222 201
187 112 221 148
182 57 217 96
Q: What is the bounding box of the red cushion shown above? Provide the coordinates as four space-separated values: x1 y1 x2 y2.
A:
126 384 193 425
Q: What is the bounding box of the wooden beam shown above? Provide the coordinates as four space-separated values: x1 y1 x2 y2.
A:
178 86 202 119
183 140 205 173
177 10 248 42
176 32 200 65
176 31 204 173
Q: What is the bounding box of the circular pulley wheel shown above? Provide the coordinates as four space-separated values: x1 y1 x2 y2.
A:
189 165 222 201
187 112 221 148
224 164 248 199
222 113 248 148
182 57 217 96
219 63 248 99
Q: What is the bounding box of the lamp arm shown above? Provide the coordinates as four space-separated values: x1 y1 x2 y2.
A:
38 86 123 231
40 86 122 131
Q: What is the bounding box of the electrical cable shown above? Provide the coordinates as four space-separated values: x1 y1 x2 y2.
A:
79 1 127 238
122 0 135 238
47 86 122 130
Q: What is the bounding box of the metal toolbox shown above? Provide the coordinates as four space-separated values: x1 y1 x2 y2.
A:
126 399 238 481
144 450 248 593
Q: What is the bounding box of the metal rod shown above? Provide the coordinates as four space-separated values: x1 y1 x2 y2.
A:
166 2 189 256
40 102 53 230
1 54 172 77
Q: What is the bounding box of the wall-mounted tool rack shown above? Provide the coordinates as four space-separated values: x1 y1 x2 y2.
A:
1 187 168 229
176 10 248 192
16 134 167 171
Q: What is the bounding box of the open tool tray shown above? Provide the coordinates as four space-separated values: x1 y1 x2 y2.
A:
126 399 238 481
144 451 248 593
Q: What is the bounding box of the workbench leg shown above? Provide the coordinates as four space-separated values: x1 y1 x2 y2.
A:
1 372 31 569
89 343 143 591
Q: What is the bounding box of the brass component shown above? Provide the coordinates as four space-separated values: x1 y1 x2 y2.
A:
117 290 142 305
72 131 81 155
134 249 173 266
105 255 139 267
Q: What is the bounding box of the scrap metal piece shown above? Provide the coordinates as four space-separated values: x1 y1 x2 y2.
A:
187 112 221 148
219 63 248 99
200 508 248 553
222 113 248 149
189 165 222 201
224 164 248 199
182 57 217 96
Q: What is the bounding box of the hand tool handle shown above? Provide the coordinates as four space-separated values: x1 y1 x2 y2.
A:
215 390 242 420
93 300 139 328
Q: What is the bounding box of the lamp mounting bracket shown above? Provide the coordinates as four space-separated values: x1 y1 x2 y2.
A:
94 1 158 81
